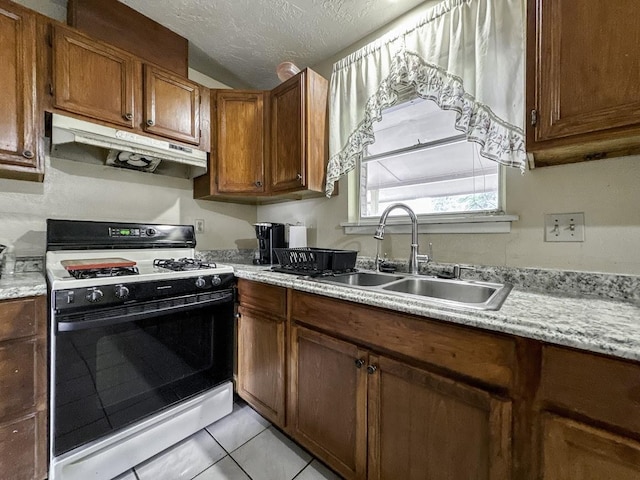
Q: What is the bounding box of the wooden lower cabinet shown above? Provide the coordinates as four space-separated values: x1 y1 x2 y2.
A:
236 305 286 426
368 354 511 480
236 279 287 427
0 296 47 480
541 415 640 480
289 325 368 480
289 324 511 480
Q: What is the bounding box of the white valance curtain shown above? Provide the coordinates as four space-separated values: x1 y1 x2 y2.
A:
325 0 526 197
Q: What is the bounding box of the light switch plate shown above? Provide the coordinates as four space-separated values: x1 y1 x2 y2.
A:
195 219 205 233
544 213 585 242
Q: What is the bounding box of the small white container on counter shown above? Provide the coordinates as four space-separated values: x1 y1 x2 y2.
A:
288 225 307 248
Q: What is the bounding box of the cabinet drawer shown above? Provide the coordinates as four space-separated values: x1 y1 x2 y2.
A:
540 346 640 433
0 298 37 342
0 412 47 480
0 340 37 419
291 291 516 389
238 279 286 318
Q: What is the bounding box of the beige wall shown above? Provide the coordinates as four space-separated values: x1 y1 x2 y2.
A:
258 2 640 275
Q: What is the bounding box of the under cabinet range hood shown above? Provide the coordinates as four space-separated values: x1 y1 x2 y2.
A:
49 114 207 178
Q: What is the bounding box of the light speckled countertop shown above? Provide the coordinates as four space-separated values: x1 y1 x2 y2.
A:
230 264 640 363
0 273 47 301
2 266 639 363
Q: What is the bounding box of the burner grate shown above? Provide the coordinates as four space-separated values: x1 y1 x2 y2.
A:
153 258 217 271
67 266 139 279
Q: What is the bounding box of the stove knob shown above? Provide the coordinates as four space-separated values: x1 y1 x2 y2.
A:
86 288 104 303
211 275 222 286
115 285 130 299
195 276 206 288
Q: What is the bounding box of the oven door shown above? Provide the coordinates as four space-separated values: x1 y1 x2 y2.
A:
51 290 234 456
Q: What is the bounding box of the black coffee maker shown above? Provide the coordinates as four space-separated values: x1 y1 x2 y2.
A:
254 223 286 264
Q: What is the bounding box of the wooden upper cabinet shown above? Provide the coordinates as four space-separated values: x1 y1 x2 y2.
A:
368 354 512 480
53 25 135 128
0 0 40 180
214 90 266 194
541 415 640 480
270 68 328 194
527 0 640 165
144 64 200 145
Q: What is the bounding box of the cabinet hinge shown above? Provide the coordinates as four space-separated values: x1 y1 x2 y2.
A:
48 83 54 96
530 109 538 127
47 32 52 47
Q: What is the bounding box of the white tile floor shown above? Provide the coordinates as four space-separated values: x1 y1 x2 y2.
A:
111 399 342 480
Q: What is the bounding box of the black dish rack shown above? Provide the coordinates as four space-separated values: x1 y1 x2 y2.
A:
272 247 358 276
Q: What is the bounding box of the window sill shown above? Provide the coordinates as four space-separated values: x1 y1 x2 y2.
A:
340 214 518 235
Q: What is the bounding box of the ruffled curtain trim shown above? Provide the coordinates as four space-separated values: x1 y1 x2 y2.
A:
325 51 526 197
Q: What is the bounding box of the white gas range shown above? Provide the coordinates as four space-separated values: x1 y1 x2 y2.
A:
46 220 235 480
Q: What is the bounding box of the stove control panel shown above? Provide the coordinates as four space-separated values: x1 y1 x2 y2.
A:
53 273 235 313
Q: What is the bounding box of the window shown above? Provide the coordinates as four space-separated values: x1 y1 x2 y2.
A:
360 97 501 220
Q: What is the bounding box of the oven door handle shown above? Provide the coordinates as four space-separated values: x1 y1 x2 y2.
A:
56 291 234 333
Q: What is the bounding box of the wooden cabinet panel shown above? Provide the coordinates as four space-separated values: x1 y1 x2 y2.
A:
0 296 46 480
214 90 266 193
368 354 512 480
144 64 200 144
270 73 304 192
289 325 367 480
291 291 516 389
237 279 286 318
53 25 135 128
0 0 40 180
0 340 37 418
237 306 285 426
0 297 37 342
541 415 640 480
0 412 47 480
539 346 640 434
527 0 640 165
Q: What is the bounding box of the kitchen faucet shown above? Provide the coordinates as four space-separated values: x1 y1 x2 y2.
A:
373 203 430 275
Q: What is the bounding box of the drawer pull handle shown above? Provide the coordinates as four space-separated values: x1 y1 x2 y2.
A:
367 365 377 375
146 119 154 127
22 150 34 159
355 358 365 369
124 113 133 121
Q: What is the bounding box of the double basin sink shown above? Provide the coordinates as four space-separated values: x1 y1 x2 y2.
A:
312 271 512 311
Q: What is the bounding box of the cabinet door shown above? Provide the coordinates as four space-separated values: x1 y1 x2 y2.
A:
0 412 47 480
144 64 200 145
270 72 305 192
214 90 265 193
368 354 512 480
541 415 640 479
531 0 640 142
0 1 38 177
236 306 285 426
289 325 367 480
53 25 135 128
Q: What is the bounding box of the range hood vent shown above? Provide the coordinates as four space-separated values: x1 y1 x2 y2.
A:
49 114 207 179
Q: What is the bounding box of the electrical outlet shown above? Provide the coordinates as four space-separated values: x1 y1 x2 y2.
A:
544 213 585 242
195 219 205 233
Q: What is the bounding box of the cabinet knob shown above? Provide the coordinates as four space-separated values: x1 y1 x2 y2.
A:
367 365 377 375
296 173 302 181
255 180 263 187
355 358 365 369
146 119 154 126
124 113 133 121
22 150 34 159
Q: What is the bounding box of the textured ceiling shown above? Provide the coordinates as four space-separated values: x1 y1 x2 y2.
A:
119 0 427 89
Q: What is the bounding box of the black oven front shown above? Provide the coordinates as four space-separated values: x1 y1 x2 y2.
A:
51 282 235 456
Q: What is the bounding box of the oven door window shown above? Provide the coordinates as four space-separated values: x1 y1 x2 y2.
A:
53 300 233 455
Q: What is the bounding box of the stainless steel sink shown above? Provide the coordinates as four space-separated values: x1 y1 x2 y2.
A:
317 271 404 286
314 271 512 310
